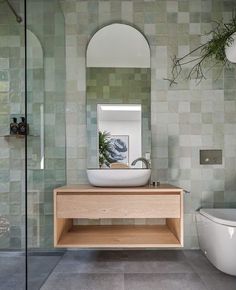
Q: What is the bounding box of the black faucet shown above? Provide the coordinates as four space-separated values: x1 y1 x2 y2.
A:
131 157 151 169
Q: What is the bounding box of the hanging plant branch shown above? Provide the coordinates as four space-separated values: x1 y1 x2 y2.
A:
167 16 236 86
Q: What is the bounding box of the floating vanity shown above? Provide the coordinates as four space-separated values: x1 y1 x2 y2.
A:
54 184 183 248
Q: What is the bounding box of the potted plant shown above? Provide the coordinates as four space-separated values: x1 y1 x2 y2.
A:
98 131 112 168
167 15 236 86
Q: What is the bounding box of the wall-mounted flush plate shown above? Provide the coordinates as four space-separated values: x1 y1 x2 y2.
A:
200 149 222 165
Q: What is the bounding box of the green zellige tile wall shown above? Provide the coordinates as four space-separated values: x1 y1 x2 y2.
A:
0 0 66 249
1 0 236 250
60 0 236 249
0 0 25 249
27 0 66 249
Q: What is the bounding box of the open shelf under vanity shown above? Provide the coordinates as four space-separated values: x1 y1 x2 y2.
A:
56 224 181 248
54 184 184 248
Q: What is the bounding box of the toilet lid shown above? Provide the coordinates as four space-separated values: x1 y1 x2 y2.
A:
200 208 236 227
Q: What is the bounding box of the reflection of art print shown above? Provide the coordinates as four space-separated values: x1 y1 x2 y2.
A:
108 135 129 164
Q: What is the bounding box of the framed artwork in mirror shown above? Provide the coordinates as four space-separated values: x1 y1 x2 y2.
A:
109 135 129 164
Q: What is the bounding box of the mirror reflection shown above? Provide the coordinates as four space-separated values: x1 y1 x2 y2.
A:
98 104 142 168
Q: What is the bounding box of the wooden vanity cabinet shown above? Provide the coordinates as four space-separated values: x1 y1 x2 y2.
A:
54 184 184 248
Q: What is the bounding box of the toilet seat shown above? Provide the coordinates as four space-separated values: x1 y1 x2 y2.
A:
200 208 236 227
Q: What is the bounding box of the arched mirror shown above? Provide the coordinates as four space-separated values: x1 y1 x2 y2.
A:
86 23 151 169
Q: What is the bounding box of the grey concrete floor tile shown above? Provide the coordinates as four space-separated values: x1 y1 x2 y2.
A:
124 273 208 290
41 273 124 290
199 273 236 290
65 249 186 262
0 256 25 279
28 255 62 276
123 259 194 273
28 277 48 290
0 256 25 290
3 250 235 290
28 273 60 290
0 254 62 290
119 250 187 262
27 255 62 289
57 250 191 274
53 260 125 274
124 273 163 290
62 250 102 262
183 250 221 274
160 273 209 290
0 273 26 290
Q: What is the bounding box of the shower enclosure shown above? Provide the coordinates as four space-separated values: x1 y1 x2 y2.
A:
0 0 66 289
0 0 26 289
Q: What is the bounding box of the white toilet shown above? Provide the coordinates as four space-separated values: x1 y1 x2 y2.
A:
196 208 236 276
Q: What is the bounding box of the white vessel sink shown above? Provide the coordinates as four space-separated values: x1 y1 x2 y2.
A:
87 168 151 187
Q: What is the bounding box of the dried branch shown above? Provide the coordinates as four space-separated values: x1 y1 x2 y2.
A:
166 16 236 86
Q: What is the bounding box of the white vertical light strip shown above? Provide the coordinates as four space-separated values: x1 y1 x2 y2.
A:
100 105 141 111
40 104 44 170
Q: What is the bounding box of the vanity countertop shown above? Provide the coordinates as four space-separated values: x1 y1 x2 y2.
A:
54 184 183 194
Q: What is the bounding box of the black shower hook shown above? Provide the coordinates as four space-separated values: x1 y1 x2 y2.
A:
2 0 23 23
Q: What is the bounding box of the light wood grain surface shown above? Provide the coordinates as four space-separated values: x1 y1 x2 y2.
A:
57 225 181 248
57 194 180 219
54 184 184 248
55 184 182 195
